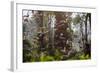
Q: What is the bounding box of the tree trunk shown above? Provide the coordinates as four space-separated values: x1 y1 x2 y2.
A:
84 13 91 56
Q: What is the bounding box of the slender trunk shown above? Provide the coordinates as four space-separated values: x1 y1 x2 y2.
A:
80 21 84 50
84 13 91 56
88 13 91 30
85 14 88 44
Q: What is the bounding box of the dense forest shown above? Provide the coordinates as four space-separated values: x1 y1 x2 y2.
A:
22 10 91 62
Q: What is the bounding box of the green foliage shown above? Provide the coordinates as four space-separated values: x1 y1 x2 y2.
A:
72 15 81 24
40 55 54 62
23 48 91 62
23 49 33 62
68 52 90 60
79 54 90 60
40 52 55 61
54 49 62 60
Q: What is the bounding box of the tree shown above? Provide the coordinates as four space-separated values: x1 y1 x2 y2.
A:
84 13 91 56
54 12 72 55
